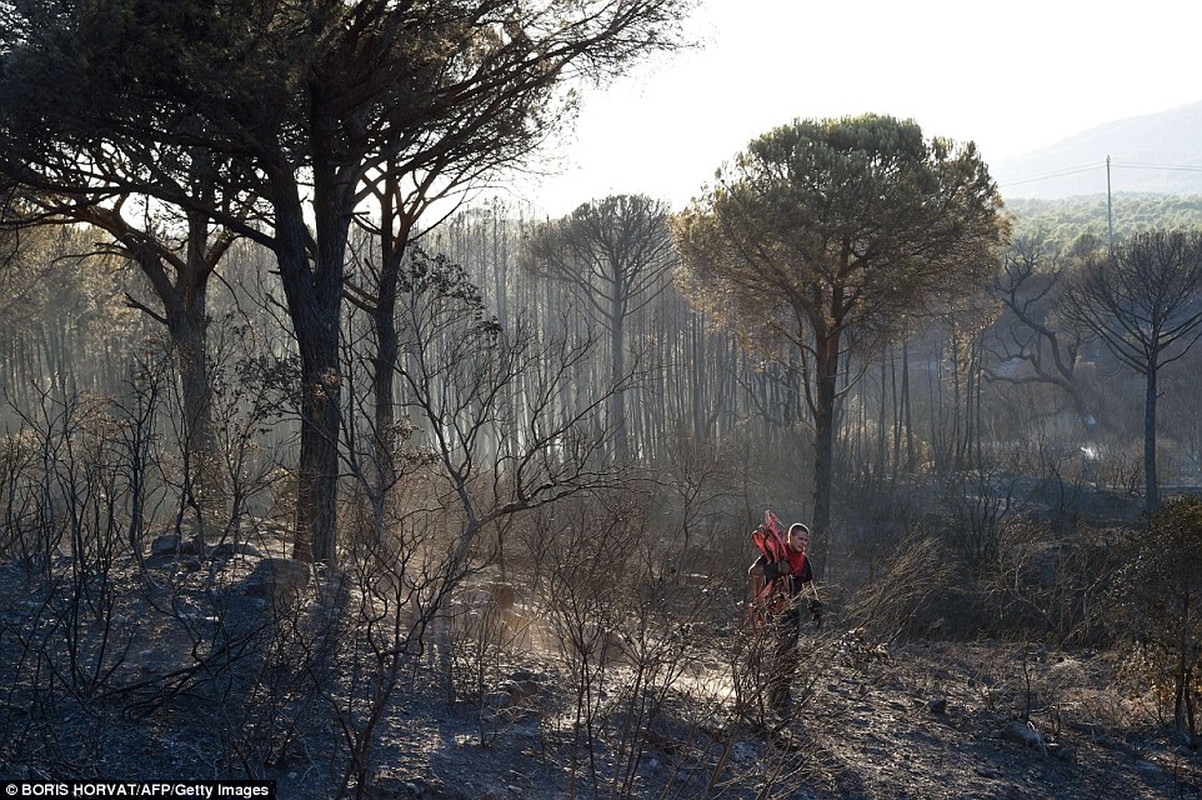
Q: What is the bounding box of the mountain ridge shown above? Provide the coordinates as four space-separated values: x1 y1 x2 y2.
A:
990 100 1202 199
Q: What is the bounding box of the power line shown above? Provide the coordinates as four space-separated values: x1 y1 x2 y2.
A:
997 159 1202 190
1111 161 1202 173
997 163 1104 189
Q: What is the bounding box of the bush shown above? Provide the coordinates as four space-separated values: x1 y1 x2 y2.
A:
1115 495 1202 747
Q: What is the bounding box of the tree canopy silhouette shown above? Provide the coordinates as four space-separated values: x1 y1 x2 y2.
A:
522 194 676 462
1061 230 1202 512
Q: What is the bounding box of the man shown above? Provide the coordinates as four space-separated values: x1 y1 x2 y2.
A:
748 522 821 713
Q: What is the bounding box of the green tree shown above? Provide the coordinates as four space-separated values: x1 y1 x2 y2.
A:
672 115 1007 569
1060 230 1202 513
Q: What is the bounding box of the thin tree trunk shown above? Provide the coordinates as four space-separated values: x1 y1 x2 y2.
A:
811 330 840 580
877 359 887 478
610 295 629 463
1145 363 1160 513
902 341 914 471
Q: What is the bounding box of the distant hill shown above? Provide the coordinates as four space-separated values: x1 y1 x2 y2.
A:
990 101 1202 200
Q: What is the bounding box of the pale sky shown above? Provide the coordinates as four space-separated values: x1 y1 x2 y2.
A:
512 0 1202 216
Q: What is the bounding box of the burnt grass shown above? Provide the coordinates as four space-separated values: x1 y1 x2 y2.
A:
0 546 1198 800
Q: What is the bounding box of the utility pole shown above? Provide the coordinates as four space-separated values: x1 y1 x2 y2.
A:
1106 155 1114 254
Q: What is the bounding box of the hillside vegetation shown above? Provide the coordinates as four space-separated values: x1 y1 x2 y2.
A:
1007 194 1202 247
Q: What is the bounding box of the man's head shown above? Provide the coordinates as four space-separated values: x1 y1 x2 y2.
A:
787 523 810 551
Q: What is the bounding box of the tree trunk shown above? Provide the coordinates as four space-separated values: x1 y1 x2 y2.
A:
167 290 219 527
902 341 914 471
877 359 887 477
610 312 629 458
295 327 341 565
273 174 347 565
1145 363 1160 513
1176 594 1196 747
369 271 398 541
810 330 840 579
125 240 220 529
366 176 410 543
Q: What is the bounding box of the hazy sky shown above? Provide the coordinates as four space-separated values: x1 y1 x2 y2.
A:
512 0 1202 216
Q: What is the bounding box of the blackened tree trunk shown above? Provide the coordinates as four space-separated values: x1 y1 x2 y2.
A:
271 168 349 565
83 204 231 522
1145 358 1160 513
809 326 841 579
610 286 629 462
359 169 414 542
